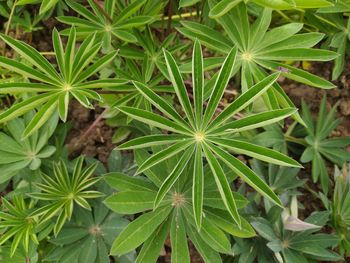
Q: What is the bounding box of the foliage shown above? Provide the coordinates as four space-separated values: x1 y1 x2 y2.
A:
57 0 156 51
179 1 337 122
306 6 350 80
45 201 131 263
104 149 254 262
0 0 349 262
246 210 342 262
118 40 301 230
321 164 350 256
29 157 103 235
298 96 350 193
0 111 57 183
0 195 38 256
0 26 125 137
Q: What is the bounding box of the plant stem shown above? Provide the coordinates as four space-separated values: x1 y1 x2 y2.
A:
69 108 109 153
166 0 173 36
4 0 17 36
284 135 308 146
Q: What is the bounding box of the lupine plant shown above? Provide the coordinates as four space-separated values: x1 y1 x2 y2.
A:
0 0 349 262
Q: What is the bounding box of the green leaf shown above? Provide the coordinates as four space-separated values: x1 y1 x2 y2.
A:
163 49 195 127
118 106 192 135
110 206 172 255
104 172 158 192
208 72 280 131
193 39 204 129
258 48 338 61
202 143 241 227
206 208 256 238
193 145 204 230
210 138 302 167
154 146 194 209
118 134 188 150
104 191 157 214
207 143 282 207
212 108 297 135
186 224 222 263
22 97 58 138
136 140 193 174
136 219 171 263
203 47 237 129
209 0 242 18
170 210 190 263
132 81 190 129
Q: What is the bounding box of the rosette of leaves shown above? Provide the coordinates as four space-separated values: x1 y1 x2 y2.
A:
0 26 126 137
117 40 301 230
306 8 350 79
178 2 337 121
321 164 350 256
247 211 342 263
104 148 255 262
0 111 57 183
297 96 350 193
57 0 155 51
45 201 131 263
29 157 104 236
0 195 38 256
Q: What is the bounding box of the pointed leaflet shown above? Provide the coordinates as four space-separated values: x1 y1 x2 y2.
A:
118 134 189 150
209 0 242 18
193 144 204 230
132 81 190 130
154 146 195 209
64 27 76 82
171 210 190 263
52 28 66 80
207 72 280 131
118 106 192 135
163 49 195 128
136 140 193 174
135 219 171 263
22 96 59 138
207 142 282 207
209 138 302 167
202 47 237 129
202 143 241 227
192 40 204 129
0 34 61 82
110 206 172 256
211 108 297 134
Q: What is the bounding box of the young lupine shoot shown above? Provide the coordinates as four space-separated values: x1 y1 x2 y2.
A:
29 157 104 236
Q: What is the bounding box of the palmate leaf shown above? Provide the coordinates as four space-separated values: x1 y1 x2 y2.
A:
29 157 103 236
178 1 338 123
0 111 57 183
0 27 126 137
58 0 155 50
46 201 129 263
297 97 350 193
118 41 301 230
